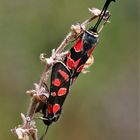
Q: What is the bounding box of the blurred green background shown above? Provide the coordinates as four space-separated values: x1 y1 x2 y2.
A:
0 0 138 140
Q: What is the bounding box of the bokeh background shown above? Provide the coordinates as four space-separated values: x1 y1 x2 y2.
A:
0 0 138 140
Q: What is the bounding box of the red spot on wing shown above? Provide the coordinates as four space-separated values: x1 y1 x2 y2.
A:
58 69 69 81
53 78 61 86
51 92 57 97
53 104 60 114
74 39 83 52
58 88 67 96
73 58 81 69
66 57 74 70
77 65 84 73
66 57 81 71
87 45 96 57
67 52 71 57
48 104 52 114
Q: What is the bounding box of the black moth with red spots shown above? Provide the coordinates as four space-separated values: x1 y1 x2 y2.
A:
42 62 71 126
40 0 115 138
63 0 116 84
64 31 98 84
41 31 98 126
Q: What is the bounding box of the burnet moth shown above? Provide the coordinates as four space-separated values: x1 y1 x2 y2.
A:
64 0 115 83
40 0 115 139
42 62 71 126
39 62 71 140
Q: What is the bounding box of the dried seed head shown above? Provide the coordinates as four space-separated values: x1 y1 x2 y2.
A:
71 23 83 35
88 8 101 16
85 55 94 68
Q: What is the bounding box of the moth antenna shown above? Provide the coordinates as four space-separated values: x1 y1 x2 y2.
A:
90 0 115 32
